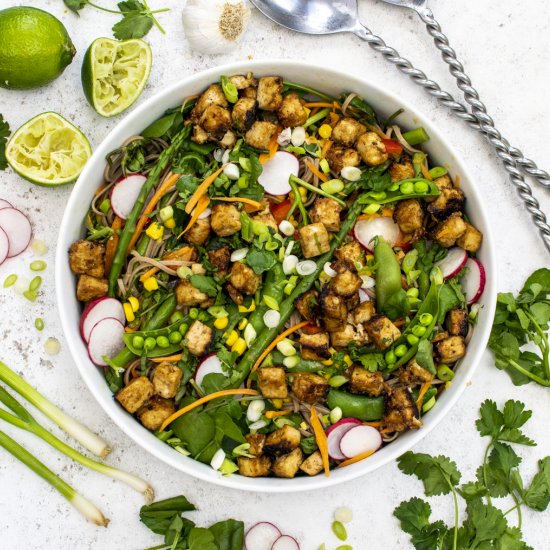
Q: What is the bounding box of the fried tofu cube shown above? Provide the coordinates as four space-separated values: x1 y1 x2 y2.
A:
241 87 257 99
116 376 154 414
326 146 361 173
229 261 261 295
256 76 284 111
199 105 231 141
252 210 278 233
299 332 331 361
208 246 231 276
352 301 376 325
277 92 308 127
226 283 243 305
292 373 329 404
299 223 330 258
435 335 466 363
230 73 257 90
356 132 389 166
364 315 401 350
185 320 213 356
246 433 266 456
310 198 343 232
152 362 183 399
330 323 357 349
257 367 288 399
192 124 209 144
295 290 320 322
264 425 301 457
211 203 241 237
398 359 434 386
393 199 424 234
427 176 465 221
69 240 105 278
191 84 227 119
384 386 421 432
324 317 346 333
272 447 304 478
219 130 236 148
456 222 482 252
232 97 257 132
332 117 366 147
245 121 279 150
185 217 211 246
350 367 384 396
389 160 415 182
320 292 348 320
175 279 212 307
137 397 175 431
446 308 469 338
432 213 467 247
330 270 362 299
334 241 364 267
299 450 324 476
76 274 108 302
238 455 271 477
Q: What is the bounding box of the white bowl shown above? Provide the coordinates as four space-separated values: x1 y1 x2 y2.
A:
56 60 496 493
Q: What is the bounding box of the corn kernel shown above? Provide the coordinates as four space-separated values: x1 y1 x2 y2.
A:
225 330 239 347
128 296 139 312
283 397 292 403
343 354 353 367
238 318 248 330
300 422 308 430
238 300 255 313
304 107 311 117
319 124 332 139
322 358 334 366
271 399 283 409
143 277 159 292
123 303 135 322
214 317 229 330
289 188 307 202
145 222 164 241
231 337 247 355
164 217 176 229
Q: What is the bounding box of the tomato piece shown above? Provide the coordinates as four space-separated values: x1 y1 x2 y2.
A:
270 199 292 224
382 138 403 156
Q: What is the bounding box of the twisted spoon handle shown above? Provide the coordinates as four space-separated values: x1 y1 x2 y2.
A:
353 24 550 253
418 7 550 190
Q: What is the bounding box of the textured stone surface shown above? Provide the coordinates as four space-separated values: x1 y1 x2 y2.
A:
1 0 550 548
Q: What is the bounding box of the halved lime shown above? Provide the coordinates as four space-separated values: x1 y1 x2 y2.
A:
81 37 153 118
5 112 92 186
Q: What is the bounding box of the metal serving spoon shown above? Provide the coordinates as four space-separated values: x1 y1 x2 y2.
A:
249 0 550 252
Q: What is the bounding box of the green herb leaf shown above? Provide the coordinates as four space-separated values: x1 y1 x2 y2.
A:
208 519 245 550
245 247 277 275
415 339 436 375
63 0 88 13
459 481 488 501
463 500 507 545
393 497 433 535
188 527 218 550
113 10 153 39
189 275 219 297
0 115 10 171
476 399 504 438
139 495 196 534
523 457 550 511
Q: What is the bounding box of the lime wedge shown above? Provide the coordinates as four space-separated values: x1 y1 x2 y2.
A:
81 37 152 118
5 112 92 186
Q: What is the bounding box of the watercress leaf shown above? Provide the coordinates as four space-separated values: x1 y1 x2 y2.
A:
245 247 277 274
0 114 10 171
515 308 530 331
523 456 550 511
529 302 550 326
464 500 507 545
393 497 432 535
459 481 488 501
139 495 196 534
502 400 532 430
397 452 460 496
63 0 88 13
189 275 219 297
188 527 218 550
521 268 550 294
113 11 153 40
476 399 504 438
208 519 245 550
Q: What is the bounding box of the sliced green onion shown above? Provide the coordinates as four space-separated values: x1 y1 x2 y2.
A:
23 290 37 302
402 127 430 146
238 157 251 172
334 506 353 523
30 260 47 272
99 198 111 214
332 520 348 541
335 546 353 550
207 306 229 318
363 203 380 215
265 240 279 251
282 354 299 368
320 179 344 195
276 338 296 356
3 274 17 288
220 75 238 103
44 337 60 355
232 443 253 457
329 375 348 388
34 318 45 331
176 265 192 279
263 295 279 311
401 250 418 273
422 396 436 413
437 364 455 382
31 240 48 255
159 205 174 222
329 406 343 424
319 158 330 174
428 166 448 179
219 458 239 475
29 276 42 291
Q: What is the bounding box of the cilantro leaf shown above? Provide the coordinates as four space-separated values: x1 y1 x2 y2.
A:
0 115 10 171
459 481 488 501
463 500 507 545
245 247 276 275
393 497 433 535
189 275 219 297
476 399 504 438
113 11 153 39
63 0 88 13
495 528 533 550
523 456 550 511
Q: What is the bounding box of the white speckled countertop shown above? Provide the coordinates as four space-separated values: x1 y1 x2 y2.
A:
1 1 550 548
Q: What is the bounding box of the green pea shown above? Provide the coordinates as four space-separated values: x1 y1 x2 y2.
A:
437 364 455 382
400 181 414 195
169 331 182 344
197 311 209 322
388 183 399 192
156 336 170 348
369 191 386 201
332 521 348 541
189 308 199 320
412 325 427 338
329 375 348 388
35 318 44 331
413 180 429 194
395 344 408 358
144 337 156 351
406 287 419 299
385 350 397 364
170 311 184 324
179 323 189 336
407 334 419 346
132 335 145 350
419 313 434 326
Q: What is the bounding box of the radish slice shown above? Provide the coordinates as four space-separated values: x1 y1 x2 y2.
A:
194 353 228 390
358 288 370 303
110 174 147 219
80 297 125 343
0 227 8 265
326 418 362 461
462 257 486 305
435 247 468 279
339 425 382 459
272 535 300 550
0 199 12 210
354 217 400 251
0 207 32 257
87 317 125 366
245 522 282 550
258 152 299 196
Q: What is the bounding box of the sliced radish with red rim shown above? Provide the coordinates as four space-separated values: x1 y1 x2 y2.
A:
462 257 486 305
272 535 300 550
110 174 147 219
339 425 382 459
245 522 282 550
258 152 299 196
0 227 9 265
0 207 32 257
0 199 12 210
325 418 362 461
354 217 400 251
87 317 125 366
80 297 125 343
194 353 228 390
435 247 468 279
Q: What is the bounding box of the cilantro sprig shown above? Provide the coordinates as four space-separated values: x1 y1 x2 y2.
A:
395 399 550 550
0 115 10 171
63 0 169 39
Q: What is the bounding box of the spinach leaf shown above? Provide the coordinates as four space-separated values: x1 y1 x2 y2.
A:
209 519 245 550
188 527 218 550
139 496 196 534
416 339 436 374
245 247 277 274
171 408 216 458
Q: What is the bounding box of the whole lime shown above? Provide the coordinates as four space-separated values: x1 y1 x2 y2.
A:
0 7 76 90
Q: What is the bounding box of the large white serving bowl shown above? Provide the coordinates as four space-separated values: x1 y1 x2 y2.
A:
56 60 496 493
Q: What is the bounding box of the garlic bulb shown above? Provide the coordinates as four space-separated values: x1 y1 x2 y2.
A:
182 0 251 54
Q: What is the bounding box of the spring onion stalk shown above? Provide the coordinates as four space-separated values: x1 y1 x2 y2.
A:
283 81 334 101
0 429 108 526
0 387 153 502
290 175 347 207
0 361 111 458
402 127 430 146
304 108 331 129
289 179 308 225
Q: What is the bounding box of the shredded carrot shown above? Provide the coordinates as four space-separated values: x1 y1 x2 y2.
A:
309 107 320 117
105 216 123 273
420 164 433 181
151 354 182 363
139 246 195 282
212 196 263 211
329 112 340 127
265 410 290 419
416 379 434 410
337 450 375 468
160 389 259 431
124 327 136 333
185 166 225 215
310 407 330 477
127 173 181 254
363 421 384 427
321 139 333 158
304 101 342 110
306 161 328 183
94 182 109 197
357 207 393 221
249 321 310 376
181 195 210 235
259 129 281 164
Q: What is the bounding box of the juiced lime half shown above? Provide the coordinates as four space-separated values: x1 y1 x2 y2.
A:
5 112 92 186
81 37 153 118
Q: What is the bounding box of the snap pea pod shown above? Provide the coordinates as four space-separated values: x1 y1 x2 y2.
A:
135 235 151 257
287 359 327 373
375 237 407 320
358 179 440 205
326 389 385 422
247 263 285 335
122 317 188 357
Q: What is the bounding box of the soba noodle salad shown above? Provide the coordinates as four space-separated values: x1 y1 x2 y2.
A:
69 73 486 478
